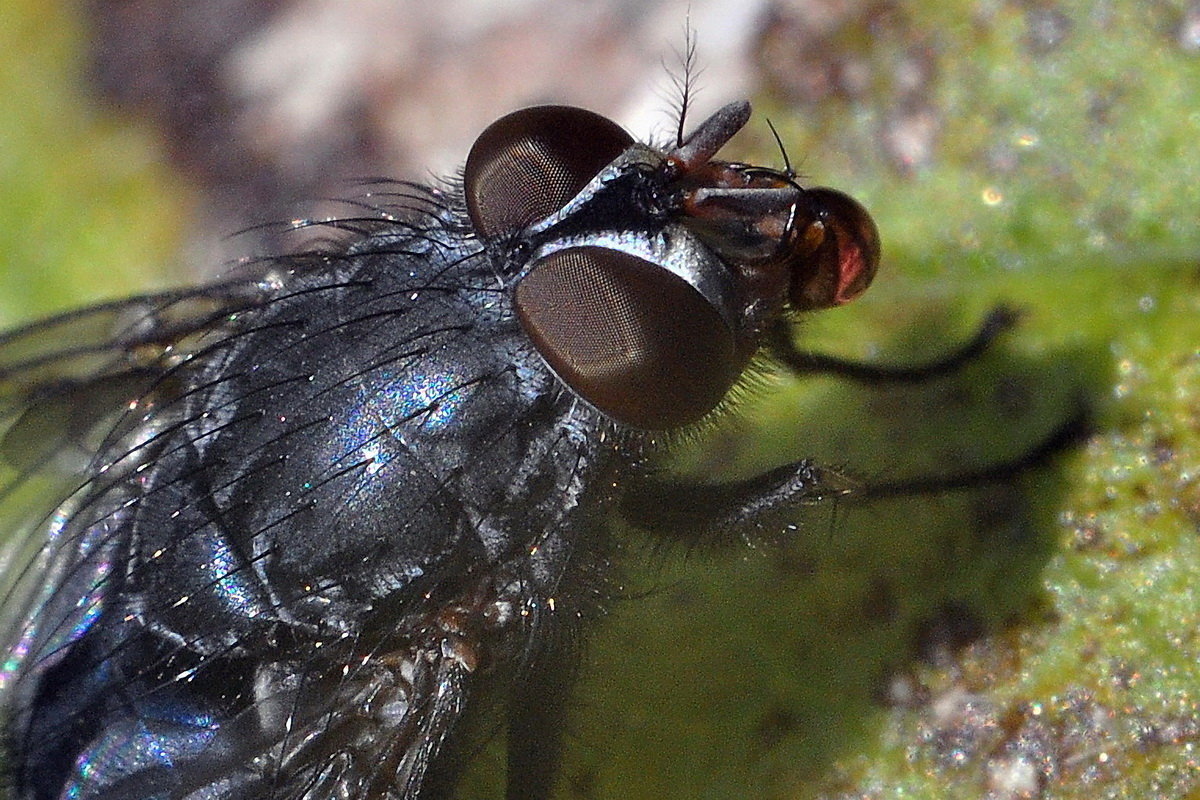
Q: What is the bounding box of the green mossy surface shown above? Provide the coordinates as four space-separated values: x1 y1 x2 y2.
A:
562 3 1200 800
4 1 1199 799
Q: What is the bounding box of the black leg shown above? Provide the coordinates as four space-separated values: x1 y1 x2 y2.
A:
505 635 579 800
857 404 1091 500
619 459 854 548
768 305 1020 383
619 405 1089 551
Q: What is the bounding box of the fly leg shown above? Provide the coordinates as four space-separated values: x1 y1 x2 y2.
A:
766 305 1020 383
618 405 1089 550
505 635 580 800
618 459 854 548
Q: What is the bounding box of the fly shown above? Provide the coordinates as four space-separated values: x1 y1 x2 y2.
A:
0 98 1079 800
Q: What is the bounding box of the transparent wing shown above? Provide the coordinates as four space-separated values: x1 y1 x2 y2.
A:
0 270 282 665
0 277 282 480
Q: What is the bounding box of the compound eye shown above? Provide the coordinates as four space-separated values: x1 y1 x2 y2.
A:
790 188 881 311
464 106 633 239
515 247 741 430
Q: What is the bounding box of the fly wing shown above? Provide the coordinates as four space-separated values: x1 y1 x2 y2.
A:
26 627 478 800
0 264 477 800
0 276 278 486
260 638 474 800
0 187 442 496
0 272 280 674
1 191 483 799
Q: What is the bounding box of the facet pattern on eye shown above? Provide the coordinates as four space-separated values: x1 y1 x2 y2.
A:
515 247 738 429
464 106 633 238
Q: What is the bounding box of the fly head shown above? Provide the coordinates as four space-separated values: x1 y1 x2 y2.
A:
462 101 881 431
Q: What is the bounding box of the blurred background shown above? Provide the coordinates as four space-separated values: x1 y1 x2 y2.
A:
2 0 1200 798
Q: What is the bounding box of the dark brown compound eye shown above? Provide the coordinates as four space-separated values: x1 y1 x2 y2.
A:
514 247 743 430
788 188 881 312
464 106 633 239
